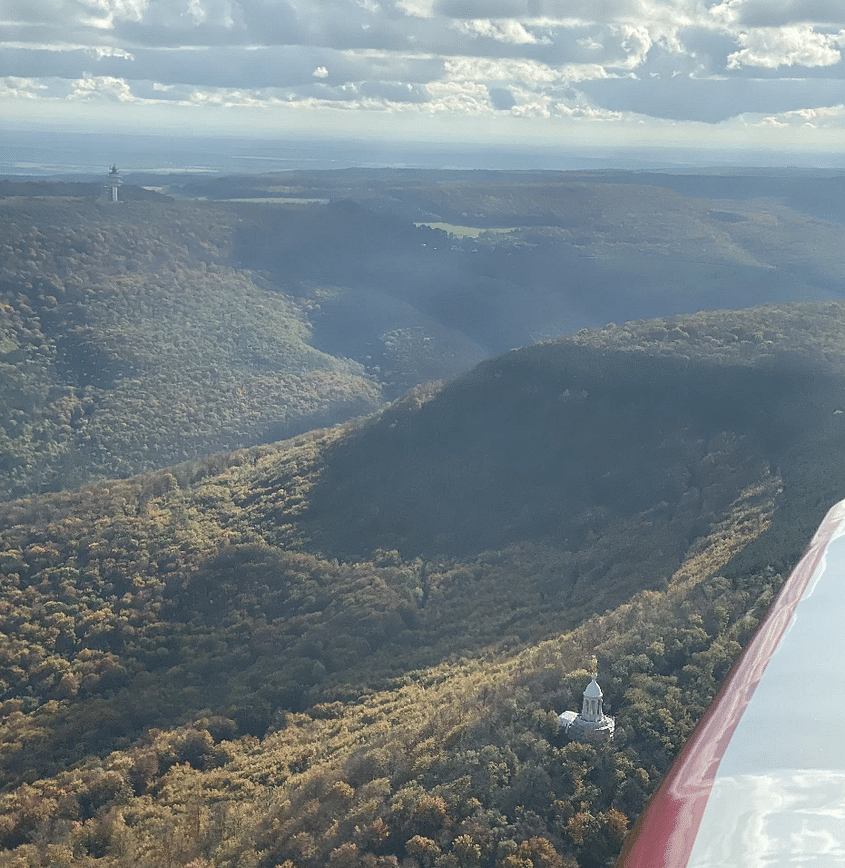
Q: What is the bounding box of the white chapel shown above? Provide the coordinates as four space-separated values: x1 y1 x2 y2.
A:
559 674 615 743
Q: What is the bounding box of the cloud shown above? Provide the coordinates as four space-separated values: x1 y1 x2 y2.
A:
617 23 654 68
0 41 135 60
788 101 845 118
424 78 492 112
78 0 149 29
3 0 845 153
395 0 436 17
554 101 623 120
445 56 610 84
758 101 845 127
727 25 844 68
0 76 48 98
454 18 550 45
69 73 141 100
582 70 845 123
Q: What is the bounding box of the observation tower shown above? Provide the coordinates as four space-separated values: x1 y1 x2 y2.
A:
107 165 122 203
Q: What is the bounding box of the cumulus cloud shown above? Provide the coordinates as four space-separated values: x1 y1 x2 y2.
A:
0 76 48 98
78 0 150 29
727 25 844 68
89 45 135 59
554 101 623 120
788 101 845 118
2 0 845 147
759 101 845 126
394 0 435 18
446 56 560 83
618 23 654 68
424 78 492 112
69 73 141 100
454 18 550 45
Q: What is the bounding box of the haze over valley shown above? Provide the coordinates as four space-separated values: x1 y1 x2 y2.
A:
3 168 845 499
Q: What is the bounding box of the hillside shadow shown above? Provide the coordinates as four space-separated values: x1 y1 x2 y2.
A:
302 341 838 560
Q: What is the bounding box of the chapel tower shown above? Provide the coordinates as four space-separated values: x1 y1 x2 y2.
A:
559 674 615 743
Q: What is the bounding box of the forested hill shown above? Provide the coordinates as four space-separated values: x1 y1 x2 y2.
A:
3 170 845 501
0 196 484 501
1 302 844 867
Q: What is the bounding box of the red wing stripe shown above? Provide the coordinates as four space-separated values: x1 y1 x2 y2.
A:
616 500 845 867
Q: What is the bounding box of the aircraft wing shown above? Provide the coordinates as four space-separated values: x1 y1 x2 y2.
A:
616 498 845 867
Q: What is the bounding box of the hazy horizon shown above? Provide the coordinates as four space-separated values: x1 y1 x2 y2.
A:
4 1 845 171
5 126 845 179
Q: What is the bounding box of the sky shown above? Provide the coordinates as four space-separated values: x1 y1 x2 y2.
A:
3 0 845 161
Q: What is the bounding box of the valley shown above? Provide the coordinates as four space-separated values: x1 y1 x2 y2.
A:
1 170 845 866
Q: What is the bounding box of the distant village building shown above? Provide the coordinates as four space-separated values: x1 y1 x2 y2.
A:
559 674 615 743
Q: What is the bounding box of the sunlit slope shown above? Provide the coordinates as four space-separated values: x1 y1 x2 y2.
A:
2 302 845 865
1 303 843 744
0 482 782 868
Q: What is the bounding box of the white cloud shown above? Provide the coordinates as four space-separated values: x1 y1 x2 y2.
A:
445 56 610 85
511 101 550 118
708 0 743 27
758 102 845 127
446 56 559 83
0 42 134 60
394 0 435 18
507 84 551 117
455 19 550 46
554 101 623 120
727 26 844 68
77 0 150 29
578 35 604 50
189 85 271 106
185 0 206 24
0 76 48 98
69 73 141 100
789 102 845 119
617 23 653 68
4 0 845 152
424 79 492 113
89 45 135 59
562 63 614 83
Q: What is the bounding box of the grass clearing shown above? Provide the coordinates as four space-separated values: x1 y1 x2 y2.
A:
415 221 518 238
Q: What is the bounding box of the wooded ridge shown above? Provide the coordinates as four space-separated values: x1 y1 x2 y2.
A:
1 301 844 866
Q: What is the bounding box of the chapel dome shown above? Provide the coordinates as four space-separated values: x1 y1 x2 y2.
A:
584 676 603 699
